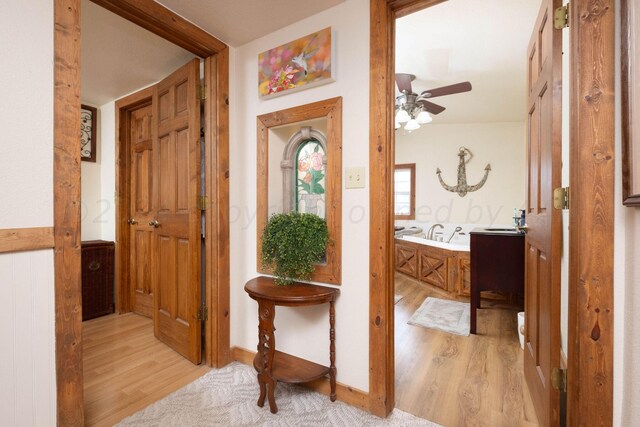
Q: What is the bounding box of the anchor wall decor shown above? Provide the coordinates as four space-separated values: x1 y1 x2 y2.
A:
436 147 491 197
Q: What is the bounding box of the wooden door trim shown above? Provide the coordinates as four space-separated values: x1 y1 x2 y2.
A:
0 227 55 253
204 51 231 367
567 0 615 424
54 0 230 423
88 0 226 57
369 0 615 422
115 86 154 314
54 0 83 424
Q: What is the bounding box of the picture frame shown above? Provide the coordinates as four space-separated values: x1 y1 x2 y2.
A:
622 0 640 206
258 27 335 99
81 104 97 162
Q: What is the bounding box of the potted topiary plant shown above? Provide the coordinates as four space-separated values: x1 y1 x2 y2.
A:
261 212 329 285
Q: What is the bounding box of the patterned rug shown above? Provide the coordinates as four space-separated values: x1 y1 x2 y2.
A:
117 362 440 427
407 297 470 336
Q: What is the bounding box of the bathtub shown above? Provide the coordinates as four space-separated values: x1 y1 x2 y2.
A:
401 235 470 252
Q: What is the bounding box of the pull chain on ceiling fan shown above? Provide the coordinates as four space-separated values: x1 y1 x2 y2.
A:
395 73 472 131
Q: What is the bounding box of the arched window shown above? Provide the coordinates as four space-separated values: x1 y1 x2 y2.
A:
295 139 326 217
281 126 327 217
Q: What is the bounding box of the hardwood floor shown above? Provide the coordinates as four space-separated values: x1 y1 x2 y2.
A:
394 273 539 427
83 313 210 426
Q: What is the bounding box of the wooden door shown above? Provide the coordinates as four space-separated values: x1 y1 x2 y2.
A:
151 58 202 364
524 0 562 425
129 103 155 318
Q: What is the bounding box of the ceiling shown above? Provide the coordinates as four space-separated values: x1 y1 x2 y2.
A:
81 0 344 106
395 0 542 125
155 0 345 47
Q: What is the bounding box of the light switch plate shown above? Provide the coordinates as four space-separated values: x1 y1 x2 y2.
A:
346 167 366 189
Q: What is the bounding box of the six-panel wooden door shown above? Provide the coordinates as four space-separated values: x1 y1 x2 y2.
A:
128 103 155 318
524 0 563 424
150 58 202 364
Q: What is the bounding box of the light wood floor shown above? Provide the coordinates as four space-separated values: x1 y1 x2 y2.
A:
83 313 210 427
394 273 539 427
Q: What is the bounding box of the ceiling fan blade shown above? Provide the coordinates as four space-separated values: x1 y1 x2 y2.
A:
395 73 415 94
418 100 446 115
420 81 472 98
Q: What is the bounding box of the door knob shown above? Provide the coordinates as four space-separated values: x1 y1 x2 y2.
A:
149 220 160 228
127 218 138 225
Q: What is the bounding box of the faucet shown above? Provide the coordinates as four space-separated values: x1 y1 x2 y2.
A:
446 226 463 243
426 223 444 240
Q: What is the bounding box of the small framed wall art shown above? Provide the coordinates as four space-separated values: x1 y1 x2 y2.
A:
622 0 640 206
81 104 97 162
258 27 334 99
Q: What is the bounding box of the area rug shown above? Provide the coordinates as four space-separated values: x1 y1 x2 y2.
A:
116 362 441 427
394 294 404 304
407 297 470 336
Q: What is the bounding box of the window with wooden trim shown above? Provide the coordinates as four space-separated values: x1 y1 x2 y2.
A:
394 164 415 220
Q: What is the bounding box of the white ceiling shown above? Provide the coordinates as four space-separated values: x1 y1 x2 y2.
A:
81 0 345 106
81 0 196 106
155 0 345 47
395 0 542 124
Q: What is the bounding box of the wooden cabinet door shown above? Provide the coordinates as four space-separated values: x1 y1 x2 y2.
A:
151 58 202 364
129 104 154 318
524 0 562 424
395 243 417 278
418 248 447 290
457 255 471 297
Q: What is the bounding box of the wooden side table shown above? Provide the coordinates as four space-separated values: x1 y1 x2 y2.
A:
244 276 339 414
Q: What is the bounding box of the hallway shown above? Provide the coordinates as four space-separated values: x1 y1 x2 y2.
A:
83 313 210 426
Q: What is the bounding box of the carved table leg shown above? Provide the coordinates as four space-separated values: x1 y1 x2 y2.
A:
329 300 337 402
256 300 278 413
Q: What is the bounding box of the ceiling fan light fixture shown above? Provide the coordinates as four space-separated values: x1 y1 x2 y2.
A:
404 119 420 131
416 111 432 124
395 109 411 123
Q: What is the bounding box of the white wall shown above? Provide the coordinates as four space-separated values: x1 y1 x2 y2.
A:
229 0 370 391
615 0 640 424
81 105 103 240
0 0 56 425
99 101 117 242
395 122 525 227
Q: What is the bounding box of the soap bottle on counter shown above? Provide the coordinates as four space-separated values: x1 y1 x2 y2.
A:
519 209 526 227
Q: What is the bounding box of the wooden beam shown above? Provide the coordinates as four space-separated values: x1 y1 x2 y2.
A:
0 227 54 253
369 0 395 417
89 0 227 57
567 0 615 425
54 0 83 425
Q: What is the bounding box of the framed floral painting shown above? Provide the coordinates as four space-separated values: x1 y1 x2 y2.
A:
258 27 334 99
622 0 640 206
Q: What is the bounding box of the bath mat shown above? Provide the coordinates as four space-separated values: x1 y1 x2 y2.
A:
408 297 470 336
394 294 404 304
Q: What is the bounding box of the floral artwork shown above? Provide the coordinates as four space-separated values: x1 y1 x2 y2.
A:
296 141 326 218
259 27 334 98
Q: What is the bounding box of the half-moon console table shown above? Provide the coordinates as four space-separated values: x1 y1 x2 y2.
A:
244 276 340 414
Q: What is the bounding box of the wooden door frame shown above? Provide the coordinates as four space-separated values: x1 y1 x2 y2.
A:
54 0 230 424
368 0 615 422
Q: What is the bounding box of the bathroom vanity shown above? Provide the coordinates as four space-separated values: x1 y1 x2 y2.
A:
469 228 525 334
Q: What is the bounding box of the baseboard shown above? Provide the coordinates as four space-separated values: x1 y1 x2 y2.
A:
231 346 370 412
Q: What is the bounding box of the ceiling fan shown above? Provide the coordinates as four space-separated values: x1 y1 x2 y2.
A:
395 73 472 130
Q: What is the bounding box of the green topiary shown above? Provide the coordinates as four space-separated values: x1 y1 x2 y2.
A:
261 212 329 285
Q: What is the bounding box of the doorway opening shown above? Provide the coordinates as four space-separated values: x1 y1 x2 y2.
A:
53 0 230 423
389 0 568 425
79 3 209 424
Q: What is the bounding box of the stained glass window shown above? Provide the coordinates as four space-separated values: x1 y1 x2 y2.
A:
295 140 326 218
